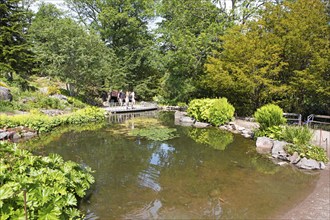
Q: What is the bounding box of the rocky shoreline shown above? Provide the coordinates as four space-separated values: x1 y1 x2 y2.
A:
175 111 328 170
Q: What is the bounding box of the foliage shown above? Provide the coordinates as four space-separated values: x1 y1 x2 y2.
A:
188 128 233 150
203 0 330 116
286 144 329 163
187 98 235 126
66 0 160 99
282 126 314 145
156 0 226 103
0 107 105 133
30 3 121 97
0 141 95 219
0 0 35 81
254 104 286 131
254 125 284 140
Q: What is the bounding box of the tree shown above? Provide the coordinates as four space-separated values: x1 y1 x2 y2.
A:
156 0 226 104
203 0 330 116
65 0 160 99
30 3 121 97
0 0 35 82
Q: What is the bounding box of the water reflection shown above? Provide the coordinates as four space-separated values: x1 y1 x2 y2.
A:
138 143 175 192
188 127 233 150
124 199 162 219
30 111 319 219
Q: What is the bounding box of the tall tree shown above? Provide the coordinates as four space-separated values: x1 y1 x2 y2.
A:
156 0 226 104
203 0 330 115
30 3 121 97
65 0 160 99
0 0 35 81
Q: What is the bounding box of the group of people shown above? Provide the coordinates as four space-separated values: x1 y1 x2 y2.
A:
117 90 135 109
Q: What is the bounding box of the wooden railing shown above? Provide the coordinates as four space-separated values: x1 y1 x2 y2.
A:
306 114 330 126
283 113 302 125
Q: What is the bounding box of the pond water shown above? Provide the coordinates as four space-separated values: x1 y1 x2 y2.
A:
28 111 318 219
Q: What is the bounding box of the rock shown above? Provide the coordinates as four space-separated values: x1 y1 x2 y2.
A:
12 133 21 140
272 140 289 160
0 86 12 101
319 162 326 170
289 152 301 164
22 131 37 138
50 94 68 101
193 121 210 128
219 125 227 130
179 116 195 124
41 109 65 116
296 158 321 170
175 111 187 120
256 137 274 154
242 133 252 139
39 87 48 94
277 161 288 166
0 131 9 140
236 126 245 132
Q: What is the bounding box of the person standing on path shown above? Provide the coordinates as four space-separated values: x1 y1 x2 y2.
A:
125 91 129 109
130 91 135 108
117 90 124 106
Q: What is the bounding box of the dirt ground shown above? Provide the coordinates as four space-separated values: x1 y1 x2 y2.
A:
233 119 330 220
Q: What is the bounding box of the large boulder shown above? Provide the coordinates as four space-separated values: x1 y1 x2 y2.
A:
296 158 322 170
272 140 290 160
256 137 274 154
0 86 12 101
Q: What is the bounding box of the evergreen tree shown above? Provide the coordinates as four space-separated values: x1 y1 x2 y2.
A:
0 0 34 81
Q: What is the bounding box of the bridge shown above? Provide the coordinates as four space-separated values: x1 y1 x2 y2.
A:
103 102 158 114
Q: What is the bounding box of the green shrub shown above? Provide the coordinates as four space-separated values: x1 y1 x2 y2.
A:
187 98 235 126
67 97 87 108
208 98 235 126
286 144 329 163
0 107 105 133
254 125 285 140
282 126 313 145
0 141 95 219
254 104 286 130
47 86 60 95
187 99 208 121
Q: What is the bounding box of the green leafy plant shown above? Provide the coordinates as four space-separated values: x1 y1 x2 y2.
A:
254 104 286 131
0 141 95 219
187 98 235 126
286 144 329 163
0 107 105 133
254 125 284 140
282 125 313 145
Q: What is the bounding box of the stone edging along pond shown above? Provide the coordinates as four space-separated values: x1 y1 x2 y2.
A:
175 111 327 170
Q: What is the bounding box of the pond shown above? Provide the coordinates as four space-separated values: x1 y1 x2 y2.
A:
27 111 318 219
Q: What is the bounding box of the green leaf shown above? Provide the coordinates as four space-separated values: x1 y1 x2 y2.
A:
37 204 61 220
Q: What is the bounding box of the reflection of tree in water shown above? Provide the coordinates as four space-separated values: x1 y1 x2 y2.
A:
188 128 234 150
